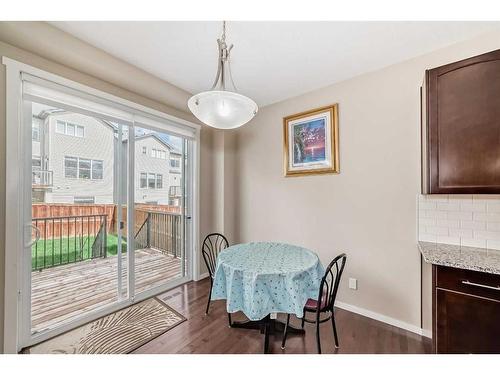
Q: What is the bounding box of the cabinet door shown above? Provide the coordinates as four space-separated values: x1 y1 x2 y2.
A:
425 49 500 194
436 288 500 353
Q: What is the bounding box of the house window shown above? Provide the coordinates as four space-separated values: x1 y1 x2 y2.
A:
32 122 40 141
170 158 180 168
56 120 84 137
151 149 157 158
32 156 41 169
142 146 147 154
148 173 156 189
64 156 78 178
156 174 163 189
140 173 147 188
91 160 103 179
64 156 103 180
78 158 91 179
74 196 95 204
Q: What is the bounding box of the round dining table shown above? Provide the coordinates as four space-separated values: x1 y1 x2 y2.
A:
211 242 325 353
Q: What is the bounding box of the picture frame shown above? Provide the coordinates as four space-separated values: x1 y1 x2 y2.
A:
283 104 339 177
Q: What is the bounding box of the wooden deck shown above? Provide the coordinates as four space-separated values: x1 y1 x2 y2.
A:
31 248 182 333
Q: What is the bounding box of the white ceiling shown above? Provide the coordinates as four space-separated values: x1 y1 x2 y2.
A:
50 21 499 107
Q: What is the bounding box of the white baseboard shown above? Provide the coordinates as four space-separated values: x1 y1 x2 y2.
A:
335 301 431 338
422 329 432 339
196 272 210 281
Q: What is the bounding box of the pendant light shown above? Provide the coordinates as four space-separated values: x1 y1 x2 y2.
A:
188 21 258 129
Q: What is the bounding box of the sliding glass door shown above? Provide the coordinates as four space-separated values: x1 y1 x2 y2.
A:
18 75 195 349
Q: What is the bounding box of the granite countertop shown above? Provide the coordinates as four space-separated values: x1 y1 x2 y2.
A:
418 241 500 275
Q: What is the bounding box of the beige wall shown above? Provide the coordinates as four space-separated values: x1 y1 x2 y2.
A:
234 29 500 331
0 22 220 352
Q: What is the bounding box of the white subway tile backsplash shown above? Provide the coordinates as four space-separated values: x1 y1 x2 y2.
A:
436 236 461 245
447 211 473 220
427 227 449 235
449 228 473 238
486 222 500 231
437 202 460 211
473 230 500 241
419 194 500 248
461 238 487 248
420 234 437 242
487 203 500 213
487 240 500 250
473 212 500 222
436 219 460 228
461 220 486 230
419 202 437 210
460 202 486 212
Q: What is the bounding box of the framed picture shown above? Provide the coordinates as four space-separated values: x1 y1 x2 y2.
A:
283 104 339 177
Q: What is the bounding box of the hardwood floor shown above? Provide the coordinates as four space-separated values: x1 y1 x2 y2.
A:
133 278 432 354
31 248 181 333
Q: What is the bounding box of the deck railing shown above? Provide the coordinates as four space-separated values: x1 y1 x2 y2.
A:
32 214 108 271
134 211 182 257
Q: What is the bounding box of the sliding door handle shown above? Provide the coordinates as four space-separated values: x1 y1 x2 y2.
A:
461 280 500 291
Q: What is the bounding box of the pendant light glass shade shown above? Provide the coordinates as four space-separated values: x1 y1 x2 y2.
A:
188 90 257 129
188 21 258 129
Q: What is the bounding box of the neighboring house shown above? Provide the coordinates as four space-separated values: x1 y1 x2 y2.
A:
124 133 182 206
32 110 182 206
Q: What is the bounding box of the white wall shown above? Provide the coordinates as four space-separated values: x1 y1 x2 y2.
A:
233 29 500 332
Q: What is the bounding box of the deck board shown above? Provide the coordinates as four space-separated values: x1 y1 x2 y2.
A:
31 248 182 333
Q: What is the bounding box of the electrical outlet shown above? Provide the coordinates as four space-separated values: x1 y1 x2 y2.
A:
349 278 357 290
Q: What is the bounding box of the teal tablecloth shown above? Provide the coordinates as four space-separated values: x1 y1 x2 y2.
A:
211 242 325 320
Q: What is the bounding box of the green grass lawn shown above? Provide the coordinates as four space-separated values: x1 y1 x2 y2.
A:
32 234 127 271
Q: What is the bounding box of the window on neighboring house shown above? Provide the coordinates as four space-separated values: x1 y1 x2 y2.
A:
170 158 180 168
74 196 95 204
91 160 103 179
32 122 40 141
64 156 78 178
32 156 41 169
64 156 103 180
151 149 157 158
156 174 163 189
140 173 147 188
148 173 156 189
142 146 147 154
78 158 91 179
56 120 84 137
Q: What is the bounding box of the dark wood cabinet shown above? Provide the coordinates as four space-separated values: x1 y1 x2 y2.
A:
422 49 500 194
432 265 500 353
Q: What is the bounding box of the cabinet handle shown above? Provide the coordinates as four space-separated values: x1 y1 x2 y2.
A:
461 280 500 291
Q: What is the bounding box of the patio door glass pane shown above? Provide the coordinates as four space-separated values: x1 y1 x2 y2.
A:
29 101 128 334
132 126 186 295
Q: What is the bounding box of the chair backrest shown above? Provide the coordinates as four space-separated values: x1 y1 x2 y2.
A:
202 233 229 278
318 253 347 312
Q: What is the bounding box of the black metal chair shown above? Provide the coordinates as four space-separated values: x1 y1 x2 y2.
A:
281 253 347 354
201 233 232 325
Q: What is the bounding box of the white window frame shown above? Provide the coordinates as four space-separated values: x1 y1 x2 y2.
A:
3 57 201 353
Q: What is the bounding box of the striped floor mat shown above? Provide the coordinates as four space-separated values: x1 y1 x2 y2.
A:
24 298 186 354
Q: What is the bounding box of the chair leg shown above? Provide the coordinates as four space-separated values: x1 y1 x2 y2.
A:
281 314 290 350
301 308 305 329
205 285 212 315
316 320 322 354
331 313 339 348
227 313 233 327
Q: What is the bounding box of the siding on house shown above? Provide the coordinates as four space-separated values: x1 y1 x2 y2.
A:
45 113 115 204
133 135 175 205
